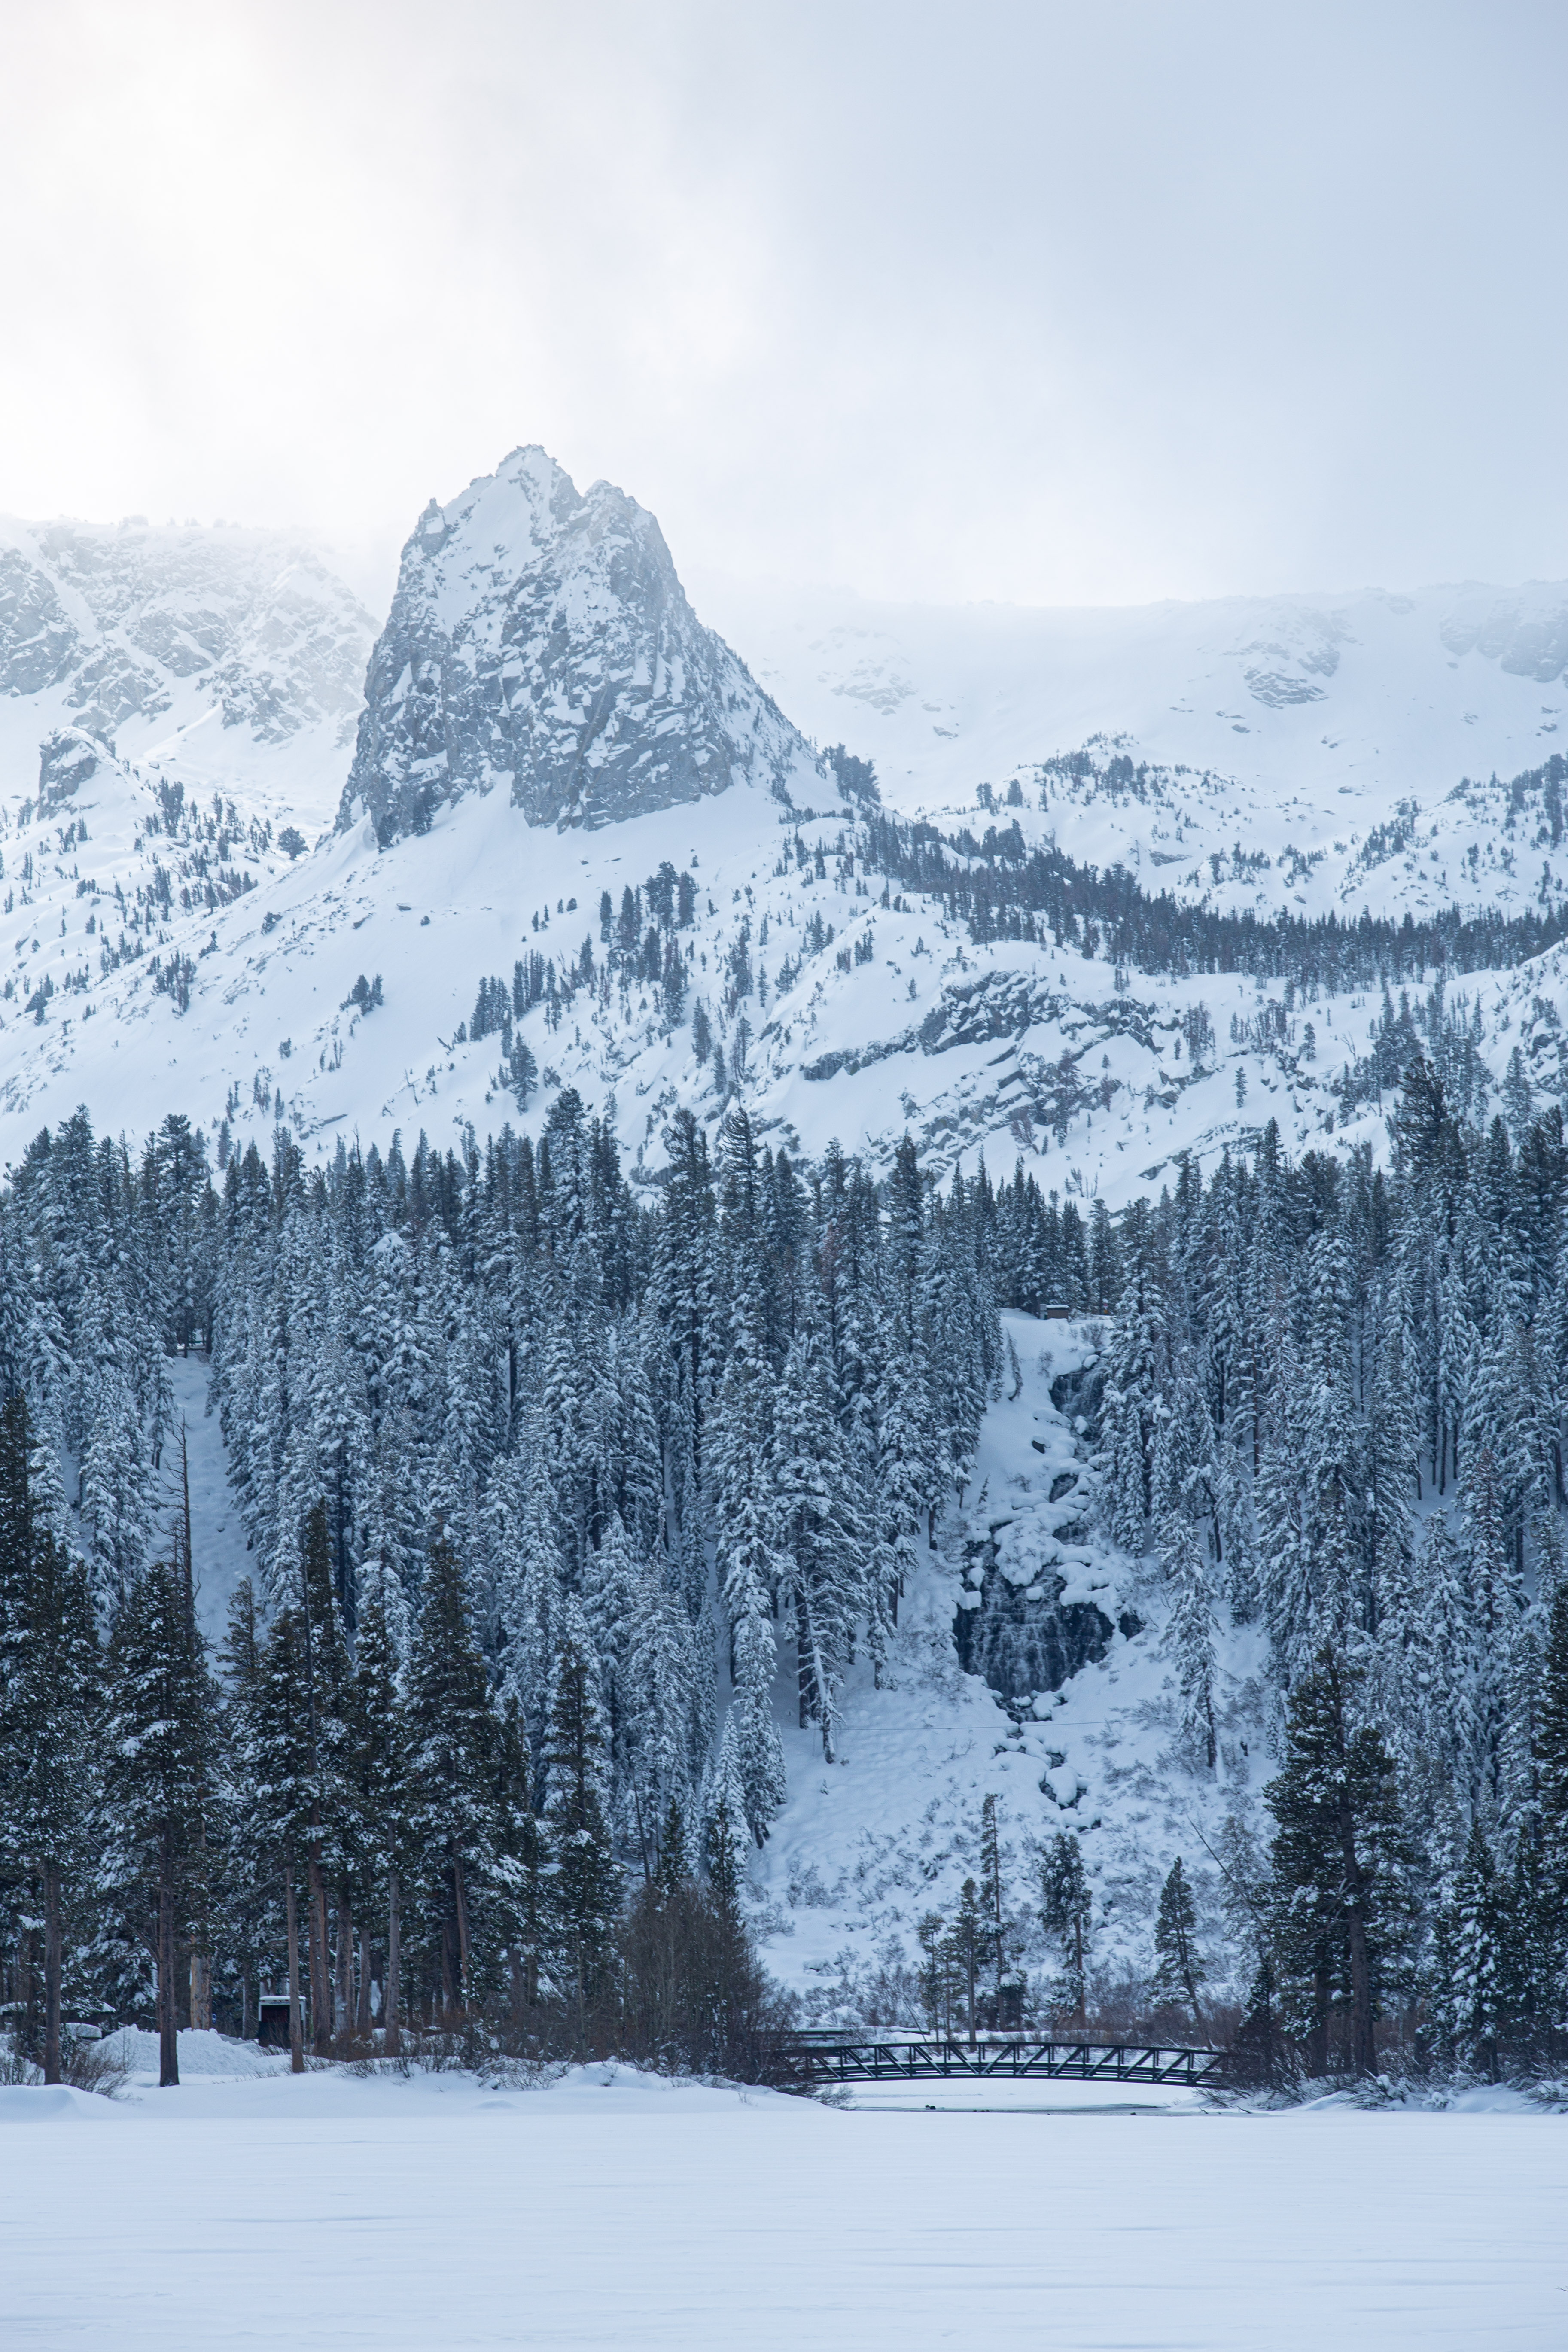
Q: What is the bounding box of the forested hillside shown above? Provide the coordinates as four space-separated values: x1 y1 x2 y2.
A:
1 1062 1566 2087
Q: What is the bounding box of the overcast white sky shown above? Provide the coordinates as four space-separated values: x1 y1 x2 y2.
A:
2 0 1565 612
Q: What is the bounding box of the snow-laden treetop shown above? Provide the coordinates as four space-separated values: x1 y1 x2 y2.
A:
339 446 825 845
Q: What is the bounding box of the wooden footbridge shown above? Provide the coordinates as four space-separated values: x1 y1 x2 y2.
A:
771 2031 1231 2090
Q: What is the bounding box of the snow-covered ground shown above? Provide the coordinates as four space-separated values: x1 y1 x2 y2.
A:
3 2052 1563 2349
161 1354 253 1642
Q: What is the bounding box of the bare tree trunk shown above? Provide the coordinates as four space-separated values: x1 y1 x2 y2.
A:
337 1893 353 2045
179 1421 195 1633
189 1951 212 2032
285 1872 304 2075
1347 1914 1375 2076
1338 1774 1376 2076
1309 1967 1330 2078
439 1915 458 2018
356 1922 373 2039
307 1825 331 2057
384 1871 401 2056
158 1838 180 2089
42 1861 62 2087
452 1847 471 2008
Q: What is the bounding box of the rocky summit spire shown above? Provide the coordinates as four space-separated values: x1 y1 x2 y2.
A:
338 445 822 844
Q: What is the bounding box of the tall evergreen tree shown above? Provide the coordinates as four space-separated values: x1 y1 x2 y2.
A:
544 1609 620 2043
405 1533 506 2014
244 1601 316 2071
1151 1856 1206 2023
1266 1651 1416 2076
0 1395 101 2082
346 1558 414 2050
1162 1516 1219 1770
103 1560 217 2087
1038 1832 1091 2023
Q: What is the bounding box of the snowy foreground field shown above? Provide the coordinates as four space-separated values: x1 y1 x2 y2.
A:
3 2038 1565 2349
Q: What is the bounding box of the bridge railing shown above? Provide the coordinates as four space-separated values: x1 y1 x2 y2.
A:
767 2032 1232 2087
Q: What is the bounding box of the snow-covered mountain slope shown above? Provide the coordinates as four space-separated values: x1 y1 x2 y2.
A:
0 720 335 1132
743 1310 1267 2014
341 447 825 845
0 758 1374 1196
0 658 1559 1211
0 514 376 833
696 572 1568 917
0 450 1565 1210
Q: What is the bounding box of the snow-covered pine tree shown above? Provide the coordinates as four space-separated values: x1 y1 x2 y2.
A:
869 1319 931 1671
102 1558 219 2087
404 1532 506 2016
1266 1651 1415 2076
710 1281 787 1842
215 1578 277 2045
1255 1363 1314 1687
1213 1435 1258 1623
1103 1240 1169 1554
1434 1817 1506 2077
0 1395 101 2082
493 1427 566 1795
1161 1516 1218 1771
543 1601 620 2042
770 1313 862 1759
241 1601 314 2069
1366 1323 1417 1639
1038 1831 1090 2023
77 1291 157 1613
1150 1351 1215 1527
1151 1857 1206 2024
1536 1579 1568 1890
296 1501 351 2051
345 1556 414 2049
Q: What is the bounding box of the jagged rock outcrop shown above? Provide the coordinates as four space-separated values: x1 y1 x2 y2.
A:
339 446 823 844
0 518 374 744
37 727 110 816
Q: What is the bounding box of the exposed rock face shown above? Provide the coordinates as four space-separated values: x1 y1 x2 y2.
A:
954 1559 1115 1705
339 446 822 844
0 518 375 745
0 546 78 696
37 727 107 816
1439 587 1568 682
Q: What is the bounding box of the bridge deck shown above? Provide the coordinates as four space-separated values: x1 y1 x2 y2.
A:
772 2035 1229 2087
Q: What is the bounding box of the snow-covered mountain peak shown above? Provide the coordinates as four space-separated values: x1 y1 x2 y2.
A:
339 447 826 846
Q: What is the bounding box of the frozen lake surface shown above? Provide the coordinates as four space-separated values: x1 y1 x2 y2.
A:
3 2042 1564 2349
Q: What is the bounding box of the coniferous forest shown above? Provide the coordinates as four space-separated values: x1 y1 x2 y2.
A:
2 1062 1567 2090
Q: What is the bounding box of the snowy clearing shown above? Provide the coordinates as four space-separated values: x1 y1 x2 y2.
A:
2 2056 1564 2349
